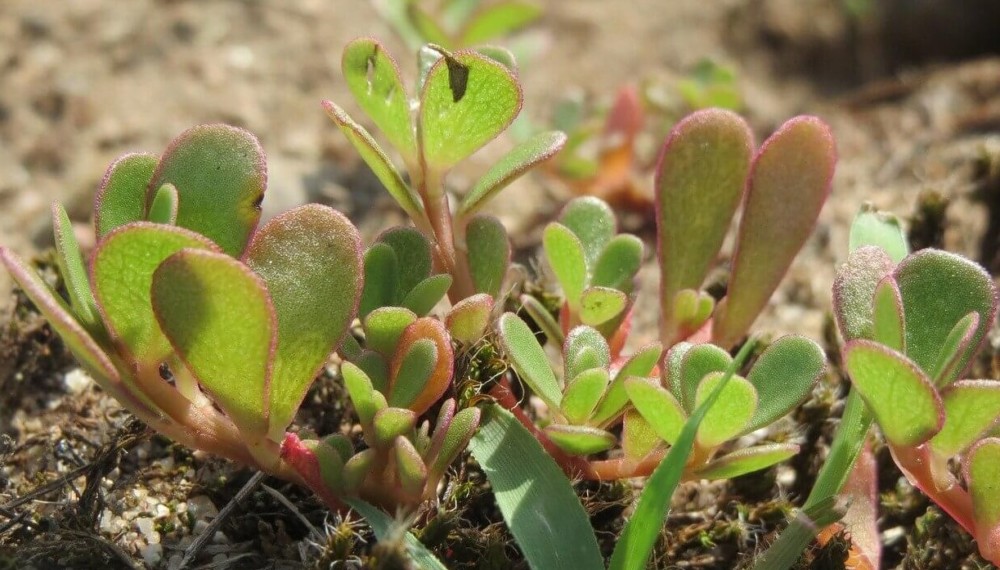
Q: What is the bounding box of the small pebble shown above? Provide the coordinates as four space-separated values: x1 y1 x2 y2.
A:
62 368 92 395
141 543 163 567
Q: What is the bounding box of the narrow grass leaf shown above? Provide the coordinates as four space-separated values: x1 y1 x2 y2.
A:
345 498 448 570
843 340 943 447
151 249 276 437
714 116 835 348
245 205 363 437
148 124 266 257
460 130 567 219
965 438 1000 563
460 1 543 44
656 109 752 345
94 153 157 238
470 405 604 570
519 293 564 347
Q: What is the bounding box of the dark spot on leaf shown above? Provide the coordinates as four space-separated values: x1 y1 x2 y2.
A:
252 193 264 211
444 56 469 103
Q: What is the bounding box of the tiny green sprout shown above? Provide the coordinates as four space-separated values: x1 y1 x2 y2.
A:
495 312 824 481
832 219 1000 564
324 37 565 302
1 125 363 483
657 109 836 349
540 196 644 355
282 316 481 510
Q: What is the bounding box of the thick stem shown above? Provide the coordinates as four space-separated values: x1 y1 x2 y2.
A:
891 444 976 535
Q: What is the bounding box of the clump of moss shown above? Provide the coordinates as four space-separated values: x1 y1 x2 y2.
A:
901 507 990 569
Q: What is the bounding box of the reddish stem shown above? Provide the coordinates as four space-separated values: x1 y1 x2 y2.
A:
891 444 976 535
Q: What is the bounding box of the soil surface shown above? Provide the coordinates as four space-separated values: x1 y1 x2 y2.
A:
1 1 999 569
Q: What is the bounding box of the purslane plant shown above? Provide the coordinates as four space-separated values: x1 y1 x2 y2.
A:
0 125 363 483
324 37 565 301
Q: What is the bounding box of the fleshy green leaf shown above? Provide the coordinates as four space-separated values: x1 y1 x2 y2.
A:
245 205 363 437
363 307 417 356
387 338 437 409
965 438 1000 563
544 223 587 310
418 47 522 170
930 312 979 387
341 38 416 158
401 274 453 316
445 293 494 344
148 124 266 257
625 376 687 445
622 410 661 462
460 1 543 44
465 215 510 298
498 313 561 409
393 436 428 498
832 245 896 342
656 109 752 345
428 405 481 477
544 424 617 455
92 223 219 365
849 204 909 262
714 116 835 348
147 183 179 225
470 405 604 570
359 243 399 318
591 234 643 292
341 362 384 427
323 101 424 220
744 335 825 433
377 227 432 297
388 318 454 416
314 440 346 493
559 197 616 270
930 381 1000 458
459 130 567 219
695 373 757 448
355 350 390 395
696 443 799 479
871 275 905 351
678 344 732 412
591 342 662 426
561 368 609 425
373 407 417 448
51 204 100 331
579 286 628 327
94 153 158 238
151 249 276 438
844 340 944 447
343 449 376 493
894 249 997 386
563 326 610 382
520 293 564 347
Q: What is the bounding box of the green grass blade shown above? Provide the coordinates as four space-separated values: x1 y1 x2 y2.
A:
610 339 756 570
344 498 448 570
469 404 604 570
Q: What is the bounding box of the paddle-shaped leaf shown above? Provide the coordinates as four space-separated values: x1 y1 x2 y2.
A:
418 47 522 170
656 109 753 345
592 234 643 292
341 38 416 158
591 342 662 426
465 215 509 298
622 410 661 462
832 245 896 343
363 307 417 356
341 362 385 427
714 116 835 348
966 438 1000 563
498 313 561 409
695 373 757 448
401 274 452 316
625 376 687 445
930 381 1000 458
148 124 266 257
52 204 100 331
561 368 609 424
871 276 905 351
359 244 399 318
579 287 628 327
388 318 453 416
387 338 437 410
94 152 157 238
152 249 277 438
377 226 433 296
744 335 825 433
460 130 566 219
849 204 909 262
544 223 587 310
92 223 219 365
560 197 616 269
428 404 481 477
147 183 179 225
894 250 997 387
545 424 617 455
564 326 610 382
696 443 799 479
678 343 731 412
245 205 363 436
323 101 423 220
445 293 493 343
843 340 943 447
373 407 417 447
393 436 427 498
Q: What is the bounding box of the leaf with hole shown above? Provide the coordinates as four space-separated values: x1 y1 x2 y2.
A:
341 38 416 158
